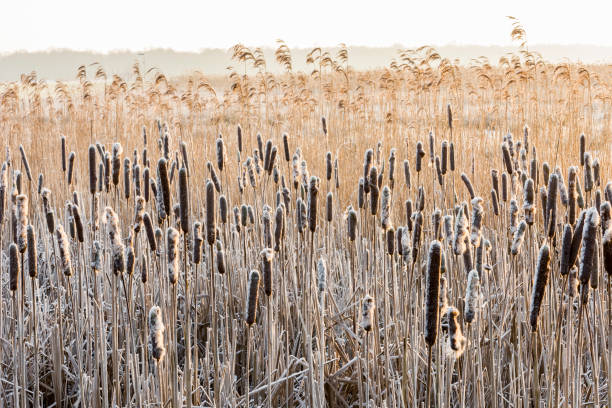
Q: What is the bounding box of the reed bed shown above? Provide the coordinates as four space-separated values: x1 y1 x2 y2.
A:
0 40 611 407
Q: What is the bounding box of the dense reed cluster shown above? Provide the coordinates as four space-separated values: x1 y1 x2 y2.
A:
0 40 611 408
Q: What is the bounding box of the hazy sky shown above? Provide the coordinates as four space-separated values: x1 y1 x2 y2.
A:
3 0 612 53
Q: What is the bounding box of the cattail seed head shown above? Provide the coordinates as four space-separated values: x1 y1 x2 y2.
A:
216 137 225 171
326 192 333 223
501 172 508 202
167 227 179 284
72 204 84 243
246 270 261 325
403 160 411 190
449 142 455 172
26 225 37 278
453 206 469 256
257 248 273 297
560 224 573 276
411 212 423 263
511 221 528 256
578 208 600 286
360 295 375 332
425 240 442 346
461 173 475 199
149 306 166 362
579 133 586 166
15 194 28 253
502 143 513 175
9 243 20 291
66 151 76 185
464 270 480 324
178 167 189 234
206 180 216 245
308 176 319 232
415 142 425 173
61 135 67 173
470 197 483 246
530 244 550 332
19 145 32 183
55 225 72 276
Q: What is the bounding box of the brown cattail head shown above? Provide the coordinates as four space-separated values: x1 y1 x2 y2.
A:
511 220 528 256
274 205 285 252
216 137 225 171
560 224 573 275
415 141 425 173
358 178 365 209
386 227 395 255
149 306 166 362
603 225 612 276
325 151 333 181
261 248 274 296
9 243 20 291
72 204 84 243
411 212 423 263
246 270 261 325
55 225 72 276
237 125 243 153
216 240 226 275
26 225 36 278
167 227 179 284
308 176 319 232
15 194 28 253
449 142 455 172
360 295 375 332
403 159 411 190
363 149 373 193
579 133 586 166
578 207 600 286
502 143 513 175
380 185 391 230
156 158 170 220
193 222 203 264
143 212 156 252
461 173 475 199
282 133 290 162
61 135 67 173
111 143 122 186
425 240 442 346
206 180 216 245
545 173 559 238
428 131 436 164
125 238 135 276
530 243 550 332
464 270 480 324
453 206 468 255
470 197 483 247
326 192 333 223
347 206 357 241
178 167 189 234
501 172 508 202
123 158 131 199
523 178 536 225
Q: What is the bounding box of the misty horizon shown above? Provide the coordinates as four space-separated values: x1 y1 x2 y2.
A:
2 43 612 82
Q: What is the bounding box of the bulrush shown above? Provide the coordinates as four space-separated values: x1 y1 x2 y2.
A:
15 194 28 253
415 142 425 173
176 168 189 235
464 270 480 323
530 243 550 331
578 208 599 292
470 197 483 247
9 243 20 291
523 178 536 225
560 224 573 276
105 207 124 275
149 306 166 362
446 307 466 358
360 295 375 332
453 206 468 255
381 186 391 230
56 225 72 276
246 270 261 326
425 241 442 346
511 221 528 256
167 227 179 285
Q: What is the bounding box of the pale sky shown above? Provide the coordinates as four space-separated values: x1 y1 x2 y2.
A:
2 0 612 53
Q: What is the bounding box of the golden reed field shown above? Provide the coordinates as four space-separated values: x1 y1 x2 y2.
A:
0 39 611 408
